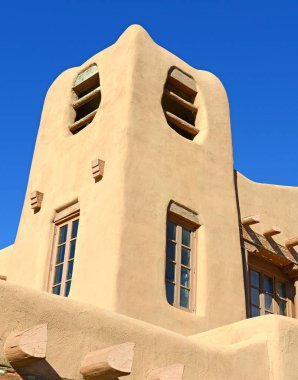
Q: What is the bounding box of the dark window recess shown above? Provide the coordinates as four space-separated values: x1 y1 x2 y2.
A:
162 67 198 140
69 64 101 134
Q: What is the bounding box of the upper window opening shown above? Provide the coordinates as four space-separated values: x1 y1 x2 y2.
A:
162 67 198 140
69 64 101 134
165 202 199 312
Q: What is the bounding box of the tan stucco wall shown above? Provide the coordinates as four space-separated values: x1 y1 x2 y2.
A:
4 25 246 335
192 314 298 380
235 171 298 246
0 282 287 380
0 245 13 279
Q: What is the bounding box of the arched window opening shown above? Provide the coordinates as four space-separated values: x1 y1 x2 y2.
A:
162 67 198 140
69 64 101 134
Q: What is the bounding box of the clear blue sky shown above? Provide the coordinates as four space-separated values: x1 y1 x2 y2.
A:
1 0 297 248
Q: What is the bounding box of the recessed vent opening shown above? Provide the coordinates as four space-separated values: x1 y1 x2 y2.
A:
69 64 101 134
162 67 198 140
75 96 101 122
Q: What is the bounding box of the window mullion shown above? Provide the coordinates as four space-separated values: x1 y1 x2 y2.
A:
60 221 71 296
176 225 182 307
260 273 264 315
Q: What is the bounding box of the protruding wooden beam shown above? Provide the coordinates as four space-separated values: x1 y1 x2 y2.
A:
147 364 184 380
80 342 135 380
4 324 47 367
263 226 281 237
241 215 260 226
285 237 298 248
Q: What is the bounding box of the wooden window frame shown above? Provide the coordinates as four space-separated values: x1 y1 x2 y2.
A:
48 209 79 297
249 264 294 318
166 213 197 312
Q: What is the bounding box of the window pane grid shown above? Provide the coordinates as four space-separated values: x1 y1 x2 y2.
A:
165 219 195 311
50 216 79 297
249 267 291 318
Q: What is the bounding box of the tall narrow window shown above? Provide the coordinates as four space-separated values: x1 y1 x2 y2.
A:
249 267 292 317
49 206 79 297
165 202 198 311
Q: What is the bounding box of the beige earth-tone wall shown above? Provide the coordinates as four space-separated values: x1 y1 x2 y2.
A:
235 171 298 246
2 281 296 380
3 25 247 335
0 245 13 279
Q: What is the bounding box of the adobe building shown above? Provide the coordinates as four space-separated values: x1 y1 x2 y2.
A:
0 25 298 380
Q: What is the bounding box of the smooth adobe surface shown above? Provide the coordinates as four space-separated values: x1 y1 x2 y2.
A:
0 23 298 379
0 25 246 334
0 282 287 380
0 25 297 338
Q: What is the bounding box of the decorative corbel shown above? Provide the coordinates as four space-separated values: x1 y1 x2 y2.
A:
30 191 44 212
91 159 105 182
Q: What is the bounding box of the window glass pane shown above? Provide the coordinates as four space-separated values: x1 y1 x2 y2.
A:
166 282 174 305
71 219 79 239
56 244 65 264
165 261 175 282
251 306 260 317
69 240 76 260
67 260 74 280
54 264 63 285
279 299 287 316
265 294 273 311
250 270 260 288
264 275 273 293
180 287 189 308
181 247 190 267
166 241 176 261
251 287 260 306
167 221 176 241
52 285 61 295
277 282 287 298
180 268 190 287
182 228 191 247
58 225 68 244
65 281 71 297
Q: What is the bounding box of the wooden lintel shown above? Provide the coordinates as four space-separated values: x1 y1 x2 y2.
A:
80 342 135 380
147 364 184 380
263 226 281 237
285 237 298 248
4 324 47 367
241 215 260 226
